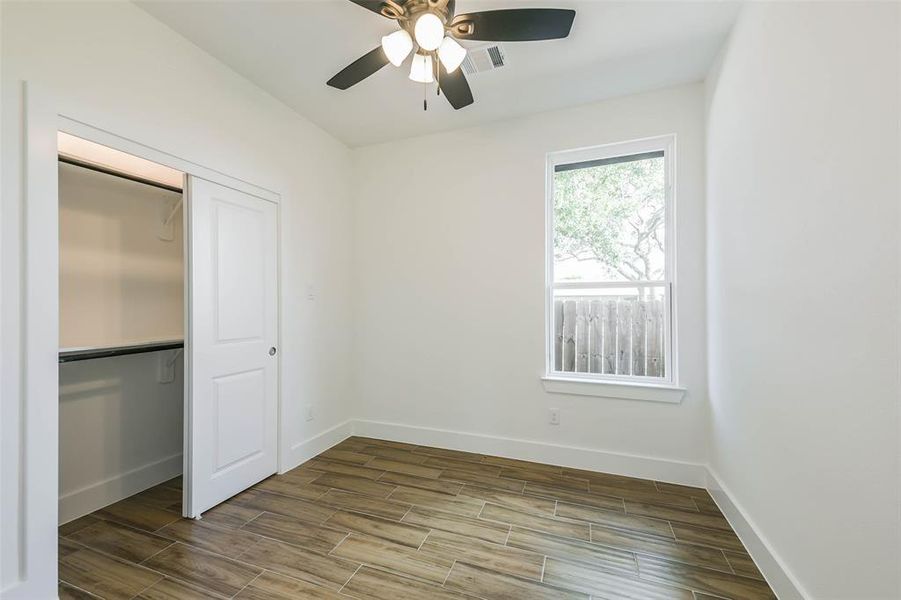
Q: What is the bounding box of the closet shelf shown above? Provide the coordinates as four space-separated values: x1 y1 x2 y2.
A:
59 340 184 363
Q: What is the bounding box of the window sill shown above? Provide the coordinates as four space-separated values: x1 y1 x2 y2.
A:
540 376 686 404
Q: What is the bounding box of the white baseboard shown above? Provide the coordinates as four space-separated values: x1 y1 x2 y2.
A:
58 453 183 525
707 469 808 600
352 419 708 487
283 419 355 473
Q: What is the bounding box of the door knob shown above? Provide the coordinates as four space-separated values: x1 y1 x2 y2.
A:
269 347 277 356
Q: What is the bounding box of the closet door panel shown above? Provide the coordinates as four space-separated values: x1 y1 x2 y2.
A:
187 176 278 517
214 200 265 342
211 369 266 472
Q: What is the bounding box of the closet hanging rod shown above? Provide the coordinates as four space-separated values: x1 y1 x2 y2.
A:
58 155 183 194
59 340 184 363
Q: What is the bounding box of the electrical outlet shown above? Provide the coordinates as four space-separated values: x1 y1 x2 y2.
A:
305 405 314 422
549 408 560 425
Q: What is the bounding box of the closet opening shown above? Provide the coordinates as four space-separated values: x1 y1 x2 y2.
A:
57 132 188 525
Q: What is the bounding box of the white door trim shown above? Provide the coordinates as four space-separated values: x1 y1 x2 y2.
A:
3 81 60 600
57 116 280 205
6 82 284 595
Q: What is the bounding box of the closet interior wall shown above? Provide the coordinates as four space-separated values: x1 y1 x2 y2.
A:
58 160 185 523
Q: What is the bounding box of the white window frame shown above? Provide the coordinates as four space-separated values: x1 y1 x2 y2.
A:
543 135 683 401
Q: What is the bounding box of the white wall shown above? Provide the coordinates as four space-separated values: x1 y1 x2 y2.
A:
705 3 901 598
59 162 183 348
58 354 184 523
1 1 353 595
352 84 708 473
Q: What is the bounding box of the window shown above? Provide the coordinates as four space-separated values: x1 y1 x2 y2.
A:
546 136 675 386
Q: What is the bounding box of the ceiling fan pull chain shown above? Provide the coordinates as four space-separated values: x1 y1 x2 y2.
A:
423 80 428 111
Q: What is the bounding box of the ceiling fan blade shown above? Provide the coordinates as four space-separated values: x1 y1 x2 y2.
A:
348 0 394 17
450 9 575 41
327 47 389 90
438 65 474 110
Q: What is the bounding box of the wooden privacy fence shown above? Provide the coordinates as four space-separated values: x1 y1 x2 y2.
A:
554 295 666 377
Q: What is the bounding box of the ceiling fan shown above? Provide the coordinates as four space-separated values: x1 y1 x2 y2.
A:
327 0 576 110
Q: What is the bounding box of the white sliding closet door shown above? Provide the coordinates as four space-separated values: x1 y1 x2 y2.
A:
185 176 278 518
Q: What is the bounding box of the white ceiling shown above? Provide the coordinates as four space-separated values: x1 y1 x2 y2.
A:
137 0 740 147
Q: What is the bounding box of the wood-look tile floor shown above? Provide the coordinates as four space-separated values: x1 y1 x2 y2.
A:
58 437 776 600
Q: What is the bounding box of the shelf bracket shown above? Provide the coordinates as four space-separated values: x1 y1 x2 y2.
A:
158 347 183 383
158 196 183 241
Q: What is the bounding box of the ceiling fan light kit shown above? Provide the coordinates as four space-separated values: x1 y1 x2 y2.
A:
328 0 576 111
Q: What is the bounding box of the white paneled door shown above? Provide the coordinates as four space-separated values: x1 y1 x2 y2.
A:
185 176 278 518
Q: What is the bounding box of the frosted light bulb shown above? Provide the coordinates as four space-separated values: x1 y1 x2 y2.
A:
414 12 444 51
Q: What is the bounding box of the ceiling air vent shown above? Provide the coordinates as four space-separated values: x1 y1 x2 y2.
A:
461 45 506 75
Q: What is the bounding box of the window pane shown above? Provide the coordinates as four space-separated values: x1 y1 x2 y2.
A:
554 154 665 283
552 286 666 378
